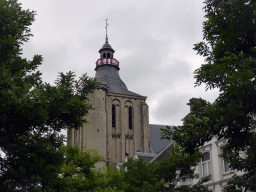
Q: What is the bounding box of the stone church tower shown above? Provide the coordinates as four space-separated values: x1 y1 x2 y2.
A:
67 35 150 167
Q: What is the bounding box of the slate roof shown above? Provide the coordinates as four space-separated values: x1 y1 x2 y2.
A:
101 42 113 49
150 142 173 162
95 65 143 97
134 152 157 162
149 124 173 154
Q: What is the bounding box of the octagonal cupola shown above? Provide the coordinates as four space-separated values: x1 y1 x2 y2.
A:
99 37 115 58
96 20 119 70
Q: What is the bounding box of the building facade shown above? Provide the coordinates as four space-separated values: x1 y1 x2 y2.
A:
180 136 245 191
66 34 241 191
67 36 150 167
179 98 245 192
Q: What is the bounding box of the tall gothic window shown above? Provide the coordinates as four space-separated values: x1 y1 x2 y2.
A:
128 106 132 129
112 104 116 127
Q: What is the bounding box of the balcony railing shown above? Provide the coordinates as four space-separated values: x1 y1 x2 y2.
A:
96 58 119 68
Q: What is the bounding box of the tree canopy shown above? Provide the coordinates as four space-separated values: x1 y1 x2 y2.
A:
162 0 256 191
0 0 97 190
0 0 237 191
121 145 209 192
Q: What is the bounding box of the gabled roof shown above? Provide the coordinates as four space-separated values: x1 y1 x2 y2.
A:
149 124 173 154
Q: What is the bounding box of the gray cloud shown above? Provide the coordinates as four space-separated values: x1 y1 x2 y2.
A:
20 0 219 128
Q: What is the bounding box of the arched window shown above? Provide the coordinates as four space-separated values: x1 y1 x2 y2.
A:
107 53 110 58
112 104 116 127
129 106 132 129
103 53 106 58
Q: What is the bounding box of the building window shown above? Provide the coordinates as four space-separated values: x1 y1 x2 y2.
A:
112 104 116 127
223 159 230 172
107 53 110 58
103 53 106 58
128 106 132 129
220 146 231 174
202 152 211 177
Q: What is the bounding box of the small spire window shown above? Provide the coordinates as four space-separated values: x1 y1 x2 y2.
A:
103 53 106 58
112 104 116 127
107 53 110 58
129 106 132 129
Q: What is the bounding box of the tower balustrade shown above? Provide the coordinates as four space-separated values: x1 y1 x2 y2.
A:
96 58 119 68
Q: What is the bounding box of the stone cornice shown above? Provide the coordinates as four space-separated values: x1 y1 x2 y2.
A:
106 92 147 100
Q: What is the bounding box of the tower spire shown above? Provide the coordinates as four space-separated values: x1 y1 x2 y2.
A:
96 20 119 69
105 19 109 43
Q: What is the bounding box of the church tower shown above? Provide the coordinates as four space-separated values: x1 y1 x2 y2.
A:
67 22 150 167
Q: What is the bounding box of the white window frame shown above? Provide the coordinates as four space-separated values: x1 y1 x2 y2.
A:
216 139 235 178
220 146 231 175
202 152 211 177
223 158 230 173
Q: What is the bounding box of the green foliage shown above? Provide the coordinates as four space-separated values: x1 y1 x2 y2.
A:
58 145 208 192
101 165 125 190
43 145 123 192
0 0 97 191
161 0 256 191
122 157 163 192
122 145 209 192
59 145 105 192
194 0 256 90
161 99 214 154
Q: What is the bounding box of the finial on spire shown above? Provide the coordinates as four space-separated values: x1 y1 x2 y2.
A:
105 19 109 43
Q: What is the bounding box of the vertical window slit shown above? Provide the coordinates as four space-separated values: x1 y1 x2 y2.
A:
112 104 116 128
129 106 132 129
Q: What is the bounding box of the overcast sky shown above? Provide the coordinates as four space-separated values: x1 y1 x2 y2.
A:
19 0 219 129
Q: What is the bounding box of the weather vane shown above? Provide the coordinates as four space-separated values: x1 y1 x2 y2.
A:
105 19 109 37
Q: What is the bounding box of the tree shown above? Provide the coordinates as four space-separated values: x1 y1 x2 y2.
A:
0 0 97 191
121 145 209 192
54 145 124 192
162 0 256 191
60 145 105 191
